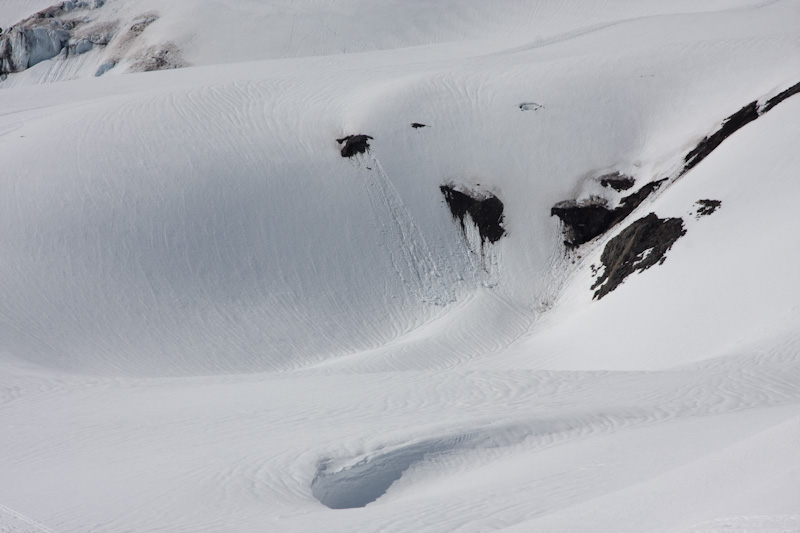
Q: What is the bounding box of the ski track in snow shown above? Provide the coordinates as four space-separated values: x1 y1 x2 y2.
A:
0 504 57 533
361 152 455 307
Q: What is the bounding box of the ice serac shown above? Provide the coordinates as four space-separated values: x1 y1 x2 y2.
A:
0 2 187 83
0 1 105 76
0 20 70 74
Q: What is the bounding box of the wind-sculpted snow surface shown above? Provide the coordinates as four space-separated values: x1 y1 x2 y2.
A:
1 0 799 531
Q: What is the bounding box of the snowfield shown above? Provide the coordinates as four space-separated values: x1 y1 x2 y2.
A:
1 0 799 531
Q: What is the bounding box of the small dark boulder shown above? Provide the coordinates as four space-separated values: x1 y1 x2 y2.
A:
599 173 635 191
695 199 721 218
336 134 373 158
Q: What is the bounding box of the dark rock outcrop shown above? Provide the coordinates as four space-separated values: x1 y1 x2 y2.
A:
440 186 506 245
682 101 759 173
682 81 800 174
550 198 616 248
599 173 635 191
551 81 799 256
591 213 686 300
336 134 373 158
551 179 665 247
760 81 800 115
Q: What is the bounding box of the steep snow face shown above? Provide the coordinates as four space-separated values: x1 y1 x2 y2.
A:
1 0 800 531
0 0 798 376
491 102 800 372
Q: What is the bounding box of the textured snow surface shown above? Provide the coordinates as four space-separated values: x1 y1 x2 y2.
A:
1 0 799 531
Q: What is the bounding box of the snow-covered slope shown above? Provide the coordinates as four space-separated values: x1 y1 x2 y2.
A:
1 0 798 531
2 0 793 87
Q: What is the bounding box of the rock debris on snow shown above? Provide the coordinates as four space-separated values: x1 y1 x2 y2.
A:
694 199 722 219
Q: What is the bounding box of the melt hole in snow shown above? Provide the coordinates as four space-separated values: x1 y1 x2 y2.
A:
519 102 544 111
312 442 443 509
